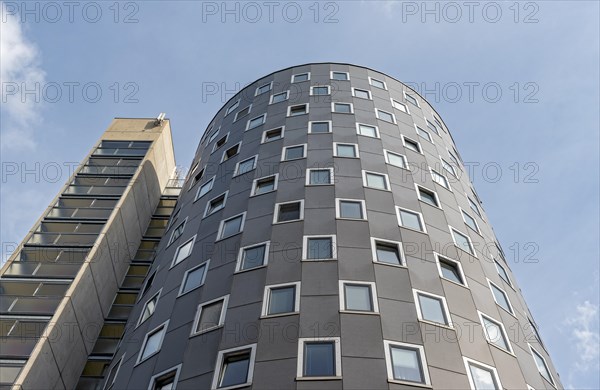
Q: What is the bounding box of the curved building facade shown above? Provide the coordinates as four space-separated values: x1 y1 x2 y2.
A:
102 64 561 390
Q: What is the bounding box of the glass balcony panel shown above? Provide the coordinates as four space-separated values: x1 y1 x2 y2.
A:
72 177 130 187
127 265 149 276
19 248 88 263
37 222 104 234
99 323 125 338
133 250 155 261
163 187 181 196
81 360 110 376
35 263 81 277
121 276 144 289
113 293 137 305
144 227 166 237
87 157 141 167
138 241 159 250
2 320 48 338
0 338 39 358
75 376 104 390
4 297 61 315
47 208 112 220
2 263 39 277
80 166 137 175
107 305 133 320
0 280 68 296
64 186 125 197
155 206 175 216
148 219 169 228
93 148 147 157
0 363 23 384
27 233 98 246
91 338 119 355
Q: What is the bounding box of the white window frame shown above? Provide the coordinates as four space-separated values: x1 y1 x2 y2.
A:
383 340 431 386
528 344 556 387
356 122 380 138
297 337 342 379
221 142 242 163
434 252 468 287
291 72 311 83
136 320 169 365
261 282 301 317
245 113 267 131
235 241 270 273
308 120 332 134
195 176 215 201
478 311 514 354
440 156 457 177
261 126 285 144
250 174 279 196
302 234 337 261
217 212 247 240
351 87 372 100
147 364 182 390
333 142 359 158
371 237 405 267
494 258 513 287
396 206 427 233
450 226 476 257
426 119 440 135
212 133 229 154
403 90 420 107
384 150 408 169
415 184 441 209
225 99 240 116
306 167 334 186
269 90 290 105
339 280 379 313
430 168 451 191
281 143 307 161
137 289 161 327
273 200 305 224
376 109 397 124
171 235 196 268
254 81 273 96
487 279 515 315
204 191 229 217
167 217 187 246
233 104 252 122
331 102 354 114
208 127 221 143
178 260 210 296
468 196 482 217
402 135 423 154
287 103 309 117
415 124 434 143
463 357 503 390
233 155 257 177
211 344 257 390
309 85 331 96
391 98 410 114
104 354 124 390
413 289 453 328
330 71 349 81
191 295 229 336
335 198 366 220
362 170 391 191
460 207 481 234
369 76 387 90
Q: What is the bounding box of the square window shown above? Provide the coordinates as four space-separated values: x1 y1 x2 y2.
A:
441 158 457 177
262 127 284 143
385 150 407 169
436 254 466 286
150 367 180 390
464 359 502 390
337 199 365 219
270 91 289 104
489 280 514 314
391 99 409 113
530 346 555 386
334 143 358 158
274 200 303 223
212 134 228 153
416 185 440 208
431 169 450 189
480 312 512 352
304 236 336 260
212 345 256 389
448 150 461 168
363 171 389 190
404 93 419 107
179 262 209 295
372 238 403 266
369 77 387 89
385 341 429 384
469 197 482 217
495 260 512 286
309 121 331 134
208 128 220 143
331 71 349 81
205 192 228 217
263 283 299 316
251 174 278 196
341 282 377 312
139 291 160 325
356 123 379 138
196 177 215 200
288 103 309 117
352 88 371 99
403 136 422 153
397 208 426 232
451 227 475 256
292 72 310 83
225 100 240 116
138 322 168 363
310 86 330 96
414 290 450 326
299 338 340 378
168 220 186 245
222 143 241 162
462 209 480 233
234 105 251 122
282 144 306 161
246 114 266 130
172 237 195 267
376 109 396 123
426 119 439 135
193 296 227 334
235 156 257 176
416 126 432 142
307 168 333 185
189 166 205 188
332 102 353 113
255 82 272 96
237 242 269 272
218 213 245 240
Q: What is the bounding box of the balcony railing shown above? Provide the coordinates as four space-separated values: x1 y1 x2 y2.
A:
27 233 98 246
0 296 62 315
46 207 113 220
79 166 137 176
63 185 125 197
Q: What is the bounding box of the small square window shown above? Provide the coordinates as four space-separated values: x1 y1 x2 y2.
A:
246 114 266 130
336 199 365 220
204 192 228 217
308 121 331 134
431 169 450 190
495 260 512 286
292 72 310 83
414 290 451 326
262 126 284 143
255 82 272 96
222 143 241 162
356 123 379 138
212 345 256 389
372 238 403 266
416 185 440 208
426 119 440 135
306 168 333 185
340 281 377 312
464 358 502 390
274 200 303 223
384 150 407 169
137 322 168 363
530 345 555 386
385 341 430 385
225 100 240 116
212 134 228 153
462 209 480 233
192 296 227 334
234 156 257 176
403 136 422 153
332 102 353 113
331 71 349 81
435 253 466 286
139 290 160 325
334 143 359 158
218 213 245 240
416 126 432 143
441 158 457 177
468 197 482 217
287 103 309 117
488 280 514 314
363 170 389 190
298 338 341 378
352 88 371 99
303 235 336 260
208 128 220 143
282 144 306 161
251 174 278 196
448 150 461 169
479 312 512 353
404 92 419 107
234 105 251 122
270 91 289 104
376 109 396 124
168 219 186 245
397 207 426 232
391 99 409 113
196 177 215 200
179 261 209 295
262 283 300 316
150 367 180 390
189 166 205 189
310 86 330 96
451 227 475 256
237 242 269 272
172 236 195 267
369 77 387 90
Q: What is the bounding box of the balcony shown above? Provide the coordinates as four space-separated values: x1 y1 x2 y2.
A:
27 233 98 246
46 207 113 220
63 185 125 197
0 296 62 315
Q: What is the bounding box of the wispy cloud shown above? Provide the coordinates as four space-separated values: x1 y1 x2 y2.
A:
565 301 600 373
0 1 46 151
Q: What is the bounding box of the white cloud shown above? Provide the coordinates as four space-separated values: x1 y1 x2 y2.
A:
0 1 46 150
566 301 600 372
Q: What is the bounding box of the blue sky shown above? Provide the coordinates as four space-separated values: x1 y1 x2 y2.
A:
1 1 598 388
